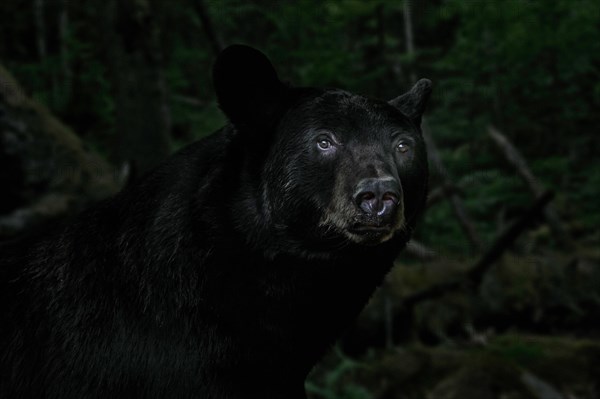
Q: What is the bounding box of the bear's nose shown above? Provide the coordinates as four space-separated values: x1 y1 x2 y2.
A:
354 178 401 219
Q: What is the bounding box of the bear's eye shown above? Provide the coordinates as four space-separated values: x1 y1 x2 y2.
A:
396 142 410 153
317 137 333 150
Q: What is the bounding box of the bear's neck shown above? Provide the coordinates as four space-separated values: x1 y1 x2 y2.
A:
198 239 401 374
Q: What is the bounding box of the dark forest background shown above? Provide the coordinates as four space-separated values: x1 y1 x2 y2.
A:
1 0 599 398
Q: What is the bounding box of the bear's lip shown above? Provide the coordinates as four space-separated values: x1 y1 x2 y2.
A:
348 224 392 235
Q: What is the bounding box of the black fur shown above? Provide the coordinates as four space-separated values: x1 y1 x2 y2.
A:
0 45 431 399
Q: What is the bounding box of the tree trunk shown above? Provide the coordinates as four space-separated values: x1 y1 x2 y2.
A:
33 0 46 62
193 0 224 56
403 0 416 83
59 0 72 103
102 0 172 178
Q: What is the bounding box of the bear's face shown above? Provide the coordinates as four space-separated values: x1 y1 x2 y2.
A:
214 45 430 252
266 90 428 246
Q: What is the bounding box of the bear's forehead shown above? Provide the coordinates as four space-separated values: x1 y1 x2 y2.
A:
291 89 412 133
315 90 378 109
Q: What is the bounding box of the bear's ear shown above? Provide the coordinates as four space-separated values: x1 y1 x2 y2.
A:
389 79 432 127
213 44 288 128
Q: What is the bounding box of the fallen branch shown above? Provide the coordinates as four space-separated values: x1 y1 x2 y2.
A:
488 125 572 249
0 64 121 238
404 240 437 260
0 193 73 237
342 191 555 354
402 190 555 308
426 184 462 208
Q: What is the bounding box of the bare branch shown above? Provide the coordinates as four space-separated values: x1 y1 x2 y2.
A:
488 125 572 249
402 190 555 308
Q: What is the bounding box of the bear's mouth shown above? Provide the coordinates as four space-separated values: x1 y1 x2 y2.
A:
349 224 391 235
347 223 393 244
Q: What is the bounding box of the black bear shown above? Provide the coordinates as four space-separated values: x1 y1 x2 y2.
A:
0 45 431 399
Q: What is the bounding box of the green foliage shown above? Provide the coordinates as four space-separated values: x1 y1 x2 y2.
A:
3 2 600 394
490 336 545 365
570 163 600 231
420 0 600 250
1 0 597 247
306 348 371 399
432 0 600 144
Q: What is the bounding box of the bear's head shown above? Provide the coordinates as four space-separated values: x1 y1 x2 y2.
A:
214 45 430 257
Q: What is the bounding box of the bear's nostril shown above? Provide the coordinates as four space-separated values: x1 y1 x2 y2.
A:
382 192 399 205
355 192 378 214
354 178 401 218
357 192 376 203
